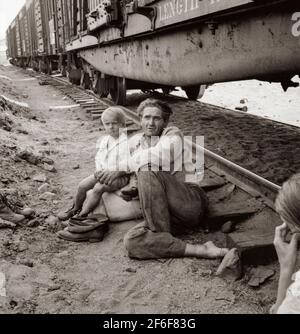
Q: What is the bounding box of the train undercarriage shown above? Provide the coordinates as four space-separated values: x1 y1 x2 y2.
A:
6 0 300 105
64 0 300 105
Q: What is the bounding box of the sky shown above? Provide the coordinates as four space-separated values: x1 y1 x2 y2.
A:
0 0 26 40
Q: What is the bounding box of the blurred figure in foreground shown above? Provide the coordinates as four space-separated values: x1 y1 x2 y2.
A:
271 173 300 314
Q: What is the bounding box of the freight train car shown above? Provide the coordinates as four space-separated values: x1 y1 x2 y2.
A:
6 0 64 73
30 0 62 73
6 23 17 62
6 0 300 105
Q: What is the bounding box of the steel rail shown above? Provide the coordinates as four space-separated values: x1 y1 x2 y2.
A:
186 139 281 209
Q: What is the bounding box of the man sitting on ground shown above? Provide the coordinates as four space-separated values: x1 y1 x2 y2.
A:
98 98 229 260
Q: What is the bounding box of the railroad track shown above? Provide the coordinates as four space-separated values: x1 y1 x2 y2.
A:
35 71 282 266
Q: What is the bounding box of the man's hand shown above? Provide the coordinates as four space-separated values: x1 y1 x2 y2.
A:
271 222 300 314
116 190 133 202
274 222 300 273
94 171 126 186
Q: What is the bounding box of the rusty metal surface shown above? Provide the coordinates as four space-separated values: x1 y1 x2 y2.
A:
87 0 112 32
66 35 98 52
80 8 300 86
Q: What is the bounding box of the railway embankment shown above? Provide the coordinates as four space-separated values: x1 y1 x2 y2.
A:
0 65 299 314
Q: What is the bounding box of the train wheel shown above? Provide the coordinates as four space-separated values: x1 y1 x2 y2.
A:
183 85 206 100
95 76 109 98
162 87 172 95
109 77 127 105
99 90 109 98
69 69 81 85
80 71 91 90
33 60 38 71
198 85 207 99
61 65 67 77
183 85 201 100
38 60 43 73
47 60 53 75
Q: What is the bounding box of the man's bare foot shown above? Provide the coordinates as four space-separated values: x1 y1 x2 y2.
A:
200 241 229 258
185 241 229 259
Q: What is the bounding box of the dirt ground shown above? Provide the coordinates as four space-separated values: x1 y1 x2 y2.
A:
170 100 300 185
0 65 294 314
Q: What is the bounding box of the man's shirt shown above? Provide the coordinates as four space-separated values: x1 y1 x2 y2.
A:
126 127 198 183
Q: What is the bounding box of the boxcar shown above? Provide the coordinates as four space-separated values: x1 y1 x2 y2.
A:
66 0 300 104
6 0 300 105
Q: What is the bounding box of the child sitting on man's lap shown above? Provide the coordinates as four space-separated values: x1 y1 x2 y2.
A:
58 107 137 221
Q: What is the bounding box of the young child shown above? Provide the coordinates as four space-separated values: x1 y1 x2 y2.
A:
58 107 136 221
270 173 300 314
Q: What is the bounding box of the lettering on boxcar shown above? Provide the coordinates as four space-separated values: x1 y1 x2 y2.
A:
291 12 300 37
158 0 200 22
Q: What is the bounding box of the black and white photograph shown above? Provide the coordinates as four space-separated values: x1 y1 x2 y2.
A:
0 0 300 318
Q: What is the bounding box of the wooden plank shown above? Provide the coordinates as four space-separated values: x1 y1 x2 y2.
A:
75 96 94 100
208 205 260 221
67 94 87 97
226 208 281 265
80 100 98 106
69 96 89 100
92 115 102 120
200 178 227 190
85 109 102 113
199 176 226 191
61 90 81 94
87 108 105 114
198 169 226 190
210 184 236 203
81 104 99 109
75 99 95 103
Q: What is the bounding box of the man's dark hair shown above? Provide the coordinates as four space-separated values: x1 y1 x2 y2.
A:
137 99 173 122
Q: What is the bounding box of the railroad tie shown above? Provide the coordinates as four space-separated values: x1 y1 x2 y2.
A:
81 103 101 109
86 106 106 112
75 99 95 103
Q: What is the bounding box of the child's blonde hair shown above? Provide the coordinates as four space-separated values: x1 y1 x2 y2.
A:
275 173 300 233
101 107 126 125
